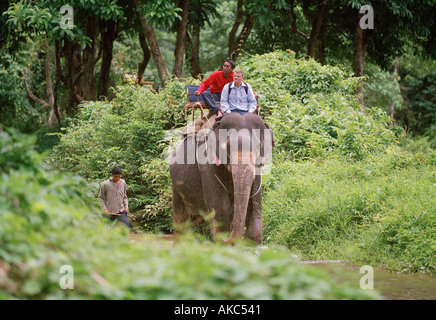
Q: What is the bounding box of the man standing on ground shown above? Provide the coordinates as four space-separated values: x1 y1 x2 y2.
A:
98 166 130 228
220 69 257 115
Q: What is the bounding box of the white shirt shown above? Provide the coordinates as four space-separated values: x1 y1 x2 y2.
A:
220 81 257 114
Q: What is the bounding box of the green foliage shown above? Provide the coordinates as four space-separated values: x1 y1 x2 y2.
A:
48 51 435 277
0 128 378 299
4 0 53 34
0 128 42 173
397 54 436 135
0 48 43 132
49 80 189 231
139 0 182 28
364 62 403 114
262 149 436 274
51 51 400 233
240 50 396 160
188 0 220 29
241 50 360 110
4 0 128 41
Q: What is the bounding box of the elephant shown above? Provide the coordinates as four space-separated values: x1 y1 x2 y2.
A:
169 112 273 244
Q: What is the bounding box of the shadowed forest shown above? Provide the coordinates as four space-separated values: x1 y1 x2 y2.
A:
0 0 435 300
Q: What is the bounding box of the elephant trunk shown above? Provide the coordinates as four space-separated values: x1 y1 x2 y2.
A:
226 150 256 243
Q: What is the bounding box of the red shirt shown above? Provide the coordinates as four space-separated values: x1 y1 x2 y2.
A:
198 71 234 94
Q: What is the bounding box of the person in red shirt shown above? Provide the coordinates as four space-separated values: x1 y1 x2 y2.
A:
195 59 235 117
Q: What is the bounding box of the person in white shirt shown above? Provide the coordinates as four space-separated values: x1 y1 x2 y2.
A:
220 69 257 115
98 166 130 228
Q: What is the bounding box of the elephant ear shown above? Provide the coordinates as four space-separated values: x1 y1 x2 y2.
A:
263 120 274 148
212 120 221 130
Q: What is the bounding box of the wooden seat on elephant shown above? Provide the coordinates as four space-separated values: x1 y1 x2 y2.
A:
184 85 216 121
184 84 261 127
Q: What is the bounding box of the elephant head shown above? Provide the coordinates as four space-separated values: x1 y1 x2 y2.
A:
205 112 274 243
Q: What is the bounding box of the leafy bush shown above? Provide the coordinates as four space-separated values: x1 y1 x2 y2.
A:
262 150 436 274
363 62 403 116
0 47 44 132
0 129 378 299
49 81 193 231
240 50 360 114
239 50 397 160
49 50 401 234
397 55 436 135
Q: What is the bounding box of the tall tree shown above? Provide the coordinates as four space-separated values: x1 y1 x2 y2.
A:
185 0 220 78
4 2 61 125
227 0 257 61
98 19 119 98
23 42 59 127
347 0 434 108
173 0 190 78
302 0 329 59
135 0 183 86
352 5 372 107
4 0 130 115
137 28 151 84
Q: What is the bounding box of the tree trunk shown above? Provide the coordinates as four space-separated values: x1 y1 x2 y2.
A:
43 45 58 125
186 25 202 79
229 15 256 61
63 38 83 115
305 0 328 59
227 0 257 62
135 0 168 87
390 57 399 126
83 15 97 101
54 39 66 118
173 0 190 78
228 0 244 60
317 22 326 64
24 43 60 127
98 20 117 98
353 10 371 109
287 0 297 51
137 30 151 85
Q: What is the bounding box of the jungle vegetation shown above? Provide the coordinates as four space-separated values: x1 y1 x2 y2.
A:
1 0 435 299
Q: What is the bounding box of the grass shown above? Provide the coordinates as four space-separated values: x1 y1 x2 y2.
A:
262 148 436 274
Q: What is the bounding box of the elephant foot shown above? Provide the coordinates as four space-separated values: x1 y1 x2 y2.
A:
223 230 244 245
223 237 237 245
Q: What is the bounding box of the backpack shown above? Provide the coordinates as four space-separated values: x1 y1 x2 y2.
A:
228 82 248 96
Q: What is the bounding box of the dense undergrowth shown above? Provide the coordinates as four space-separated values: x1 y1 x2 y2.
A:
0 128 378 299
262 150 436 274
42 50 436 277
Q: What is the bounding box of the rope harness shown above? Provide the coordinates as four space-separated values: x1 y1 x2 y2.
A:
192 125 262 200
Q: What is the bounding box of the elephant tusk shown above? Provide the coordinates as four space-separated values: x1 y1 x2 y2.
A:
249 175 262 199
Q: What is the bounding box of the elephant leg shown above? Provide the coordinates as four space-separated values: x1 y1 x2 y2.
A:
172 188 190 243
245 184 263 244
204 199 232 242
245 210 262 244
199 165 233 241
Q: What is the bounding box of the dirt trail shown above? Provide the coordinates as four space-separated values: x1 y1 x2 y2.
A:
129 233 173 249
